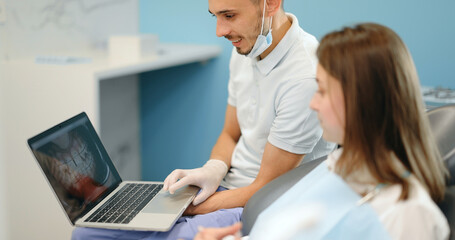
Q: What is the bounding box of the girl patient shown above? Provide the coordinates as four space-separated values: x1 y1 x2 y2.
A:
195 23 450 240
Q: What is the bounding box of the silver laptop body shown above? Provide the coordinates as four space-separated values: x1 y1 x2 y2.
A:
27 112 198 231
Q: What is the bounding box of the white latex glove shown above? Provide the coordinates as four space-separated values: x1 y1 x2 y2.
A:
163 159 228 205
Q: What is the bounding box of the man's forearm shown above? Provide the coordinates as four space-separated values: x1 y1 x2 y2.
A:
184 183 262 215
186 143 304 215
209 105 241 168
209 131 239 169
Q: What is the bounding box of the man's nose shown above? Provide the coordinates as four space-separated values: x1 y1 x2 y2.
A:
216 20 229 37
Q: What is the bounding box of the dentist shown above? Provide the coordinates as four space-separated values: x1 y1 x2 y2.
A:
72 0 334 239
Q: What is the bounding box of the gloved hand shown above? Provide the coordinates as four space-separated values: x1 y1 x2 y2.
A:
163 159 228 205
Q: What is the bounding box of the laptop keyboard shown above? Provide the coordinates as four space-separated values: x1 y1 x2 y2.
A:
85 183 163 224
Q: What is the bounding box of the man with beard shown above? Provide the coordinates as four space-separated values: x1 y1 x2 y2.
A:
72 0 334 239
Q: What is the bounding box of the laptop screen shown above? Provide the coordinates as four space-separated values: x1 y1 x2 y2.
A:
28 112 122 224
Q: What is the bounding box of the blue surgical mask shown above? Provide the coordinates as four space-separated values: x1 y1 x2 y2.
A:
247 0 273 59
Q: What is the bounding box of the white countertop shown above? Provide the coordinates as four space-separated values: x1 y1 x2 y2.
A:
94 43 222 80
1 43 222 80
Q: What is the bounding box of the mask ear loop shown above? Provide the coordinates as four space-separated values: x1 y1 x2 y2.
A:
260 1 273 35
260 0 267 35
268 15 273 33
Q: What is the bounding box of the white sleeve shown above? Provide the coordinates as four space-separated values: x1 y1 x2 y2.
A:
381 202 449 240
267 78 322 154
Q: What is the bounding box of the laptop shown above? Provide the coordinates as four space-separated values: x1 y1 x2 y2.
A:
27 112 199 231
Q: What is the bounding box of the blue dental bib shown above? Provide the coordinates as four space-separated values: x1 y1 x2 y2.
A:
249 162 392 240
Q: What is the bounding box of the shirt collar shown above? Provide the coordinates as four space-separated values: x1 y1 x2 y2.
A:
254 13 299 76
326 148 409 189
326 147 344 171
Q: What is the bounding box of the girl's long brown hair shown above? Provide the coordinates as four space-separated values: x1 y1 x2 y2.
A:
317 23 447 201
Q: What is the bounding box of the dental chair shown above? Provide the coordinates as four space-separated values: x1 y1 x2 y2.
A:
241 104 455 238
430 104 455 239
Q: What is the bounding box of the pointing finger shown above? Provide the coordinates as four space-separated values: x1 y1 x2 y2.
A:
163 170 186 191
168 175 196 194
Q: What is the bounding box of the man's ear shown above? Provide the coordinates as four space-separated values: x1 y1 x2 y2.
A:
266 0 282 17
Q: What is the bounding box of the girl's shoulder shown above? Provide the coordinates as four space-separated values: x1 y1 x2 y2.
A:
373 177 449 240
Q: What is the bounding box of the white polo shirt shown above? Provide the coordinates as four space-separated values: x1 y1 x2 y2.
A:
221 13 336 190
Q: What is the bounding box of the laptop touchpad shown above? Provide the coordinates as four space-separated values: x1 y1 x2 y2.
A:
142 186 197 214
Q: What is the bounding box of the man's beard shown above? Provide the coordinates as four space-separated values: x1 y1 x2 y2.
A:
229 10 263 56
236 43 253 55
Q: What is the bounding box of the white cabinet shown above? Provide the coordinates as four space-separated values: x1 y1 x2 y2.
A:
0 43 221 240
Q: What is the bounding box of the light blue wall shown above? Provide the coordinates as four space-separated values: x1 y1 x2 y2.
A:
139 0 229 180
287 0 455 88
139 0 455 181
